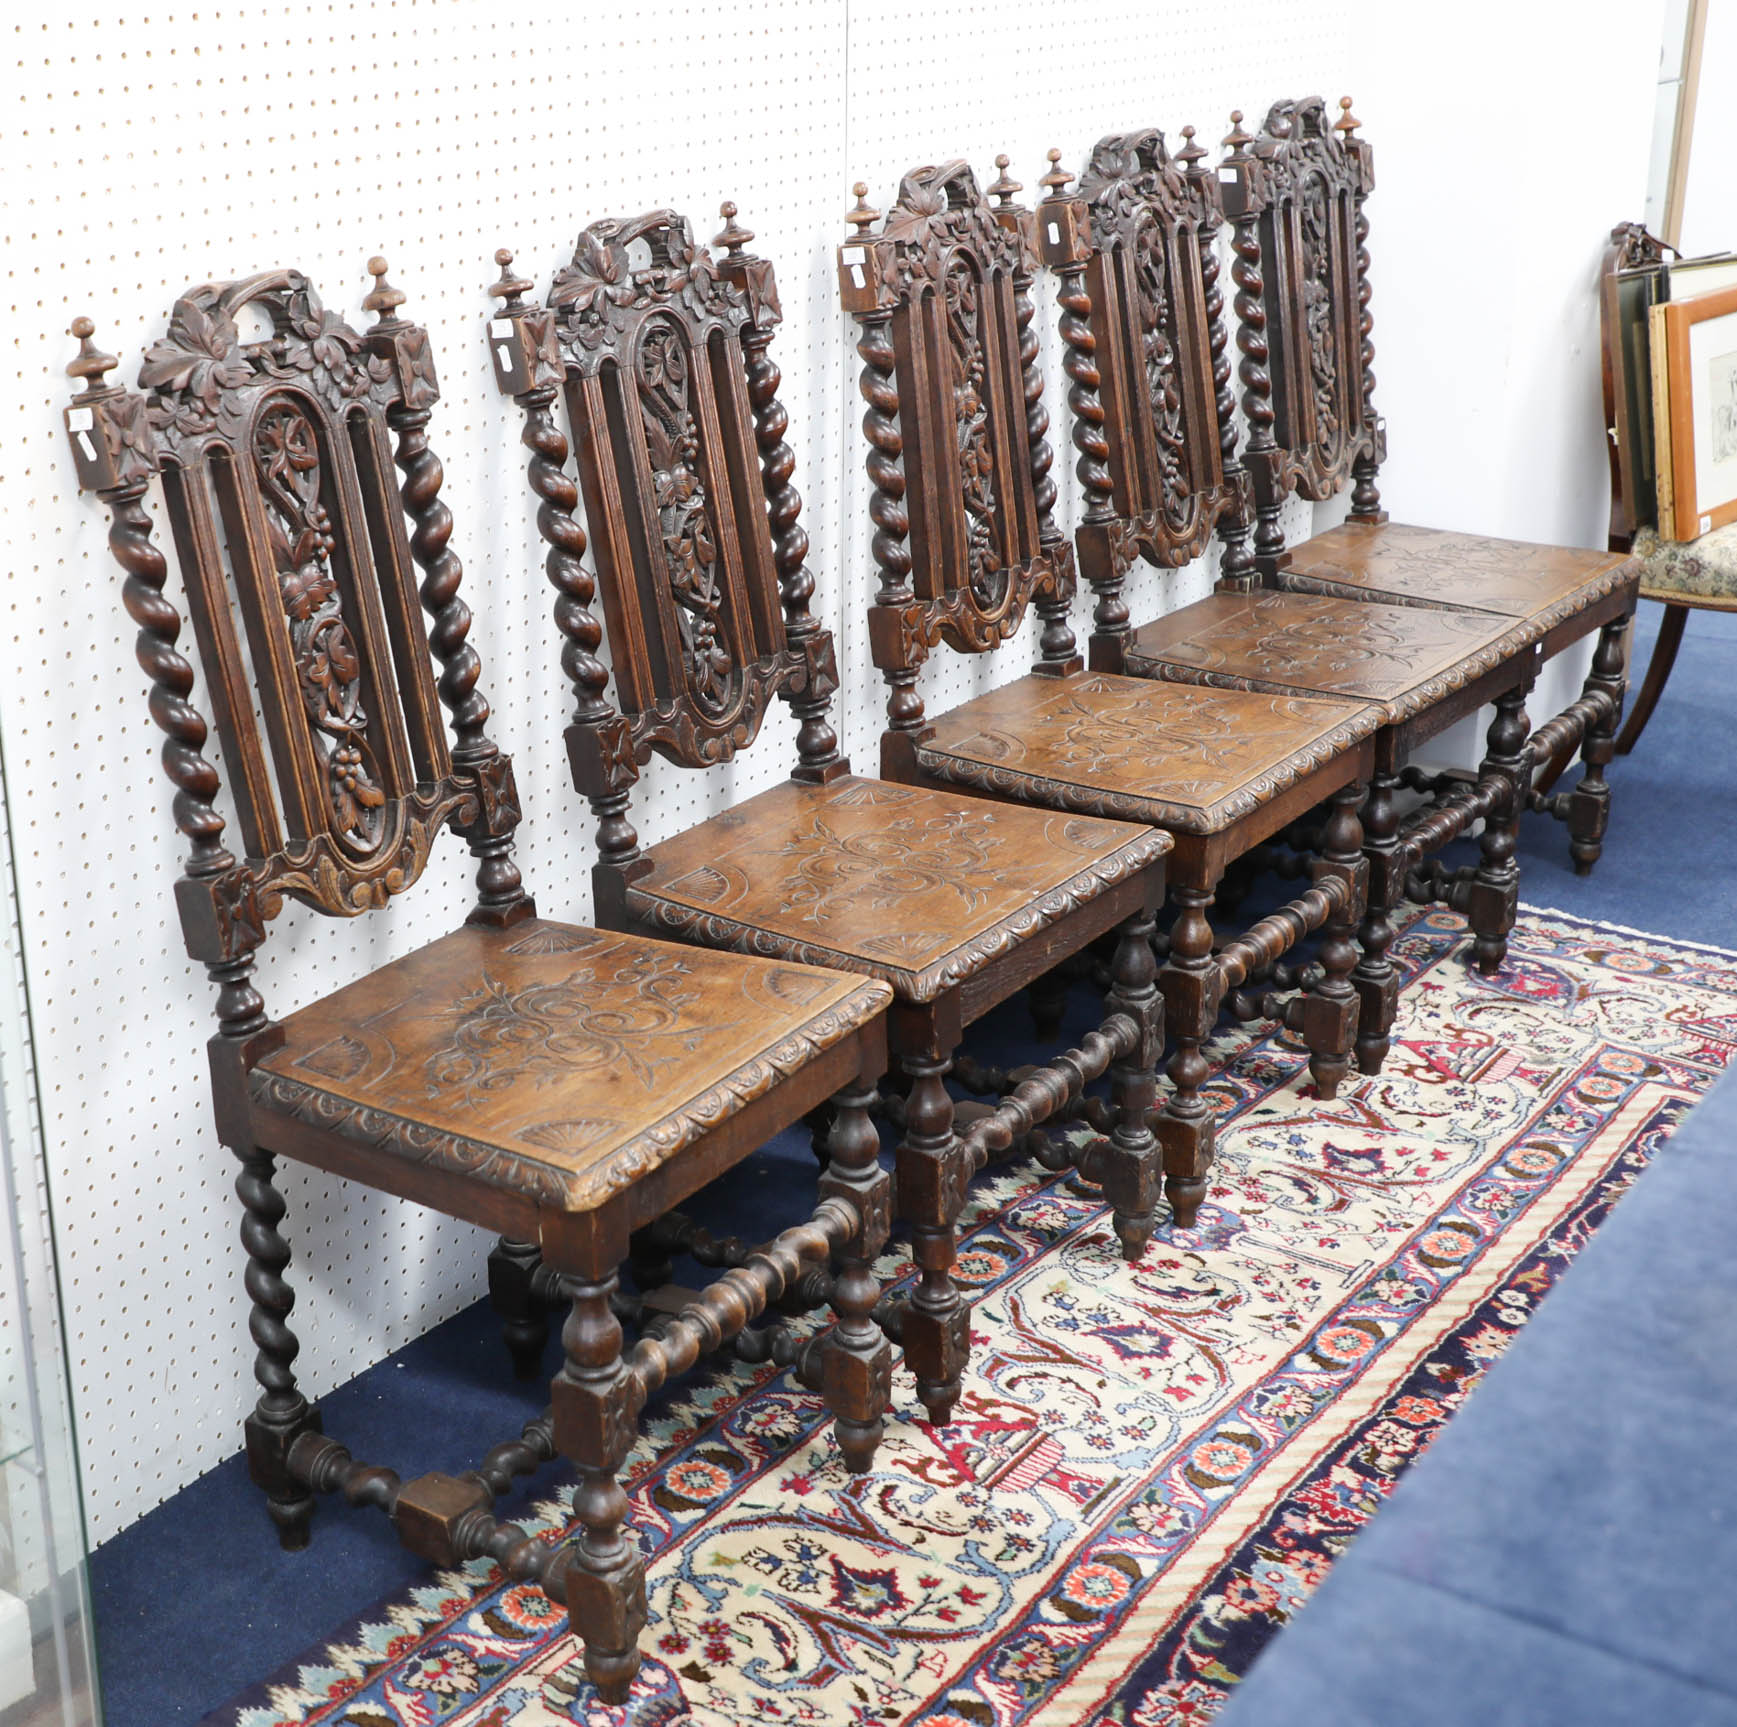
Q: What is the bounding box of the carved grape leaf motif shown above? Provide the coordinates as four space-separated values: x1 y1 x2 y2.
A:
1299 174 1343 464
943 257 1005 609
552 214 729 353
252 399 387 850
638 320 734 713
140 297 254 439
140 278 395 448
1131 222 1194 529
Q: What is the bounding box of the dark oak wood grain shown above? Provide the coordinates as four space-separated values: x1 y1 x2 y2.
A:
65 268 896 1705
1216 96 1639 873
1124 589 1534 723
497 203 1171 1438
840 157 1379 1218
1278 520 1638 625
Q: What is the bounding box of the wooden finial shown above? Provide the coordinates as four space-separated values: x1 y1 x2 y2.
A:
1040 147 1073 198
1335 95 1361 137
66 315 119 395
364 256 406 325
1223 109 1253 158
846 182 879 234
1177 123 1206 173
489 247 532 311
714 200 754 258
988 152 1021 207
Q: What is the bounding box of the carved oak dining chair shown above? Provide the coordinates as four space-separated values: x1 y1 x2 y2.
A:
1215 99 1639 864
487 207 1170 1433
63 264 898 1704
838 159 1386 1229
1039 115 1618 1078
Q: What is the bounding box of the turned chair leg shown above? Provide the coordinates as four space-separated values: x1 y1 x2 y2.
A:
1468 682 1530 975
895 1047 970 1427
817 1081 894 1471
1353 767 1402 1076
1568 613 1630 874
802 1099 836 1167
488 1236 550 1380
1099 908 1164 1259
553 1272 648 1707
1156 881 1222 1230
1303 782 1367 1099
1615 602 1684 756
236 1148 322 1551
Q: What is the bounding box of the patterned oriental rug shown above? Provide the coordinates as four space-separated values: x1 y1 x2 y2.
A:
215 905 1737 1727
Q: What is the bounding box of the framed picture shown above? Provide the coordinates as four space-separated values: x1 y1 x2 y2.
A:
1651 281 1737 542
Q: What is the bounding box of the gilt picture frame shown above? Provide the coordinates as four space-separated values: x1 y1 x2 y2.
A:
1654 281 1737 542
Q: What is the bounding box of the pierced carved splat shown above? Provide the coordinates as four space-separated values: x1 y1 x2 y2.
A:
941 255 1007 608
1221 96 1385 549
251 398 389 851
64 266 528 965
497 210 827 786
1038 129 1243 643
839 159 1077 703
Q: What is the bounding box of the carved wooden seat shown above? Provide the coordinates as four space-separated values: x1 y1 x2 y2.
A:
1124 590 1537 726
1036 119 1608 1081
251 920 882 1215
916 670 1380 839
838 158 1382 1226
489 208 1169 1439
1217 97 1639 867
63 266 897 1707
621 776 1154 1008
1279 520 1637 632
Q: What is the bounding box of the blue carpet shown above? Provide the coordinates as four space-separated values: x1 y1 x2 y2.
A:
1500 600 1737 950
88 597 1737 1724
1218 1052 1737 1727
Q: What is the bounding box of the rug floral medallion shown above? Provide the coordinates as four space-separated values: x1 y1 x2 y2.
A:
219 906 1737 1727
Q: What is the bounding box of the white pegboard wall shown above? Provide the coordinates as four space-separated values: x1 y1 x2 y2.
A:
832 0 1350 767
1 0 1359 1540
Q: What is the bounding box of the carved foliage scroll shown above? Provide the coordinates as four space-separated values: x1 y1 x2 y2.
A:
839 161 1072 673
102 269 503 941
252 397 388 852
1060 128 1240 576
1226 97 1383 505
543 210 815 770
943 256 1007 608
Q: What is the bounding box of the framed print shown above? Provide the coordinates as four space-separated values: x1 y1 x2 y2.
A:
1653 281 1737 542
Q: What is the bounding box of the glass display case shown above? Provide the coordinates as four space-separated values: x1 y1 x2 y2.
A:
0 719 99 1727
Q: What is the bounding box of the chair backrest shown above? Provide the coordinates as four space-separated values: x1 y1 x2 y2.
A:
1221 96 1385 570
1599 221 1673 551
1036 128 1246 660
64 265 528 1028
838 159 1080 754
490 208 842 883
